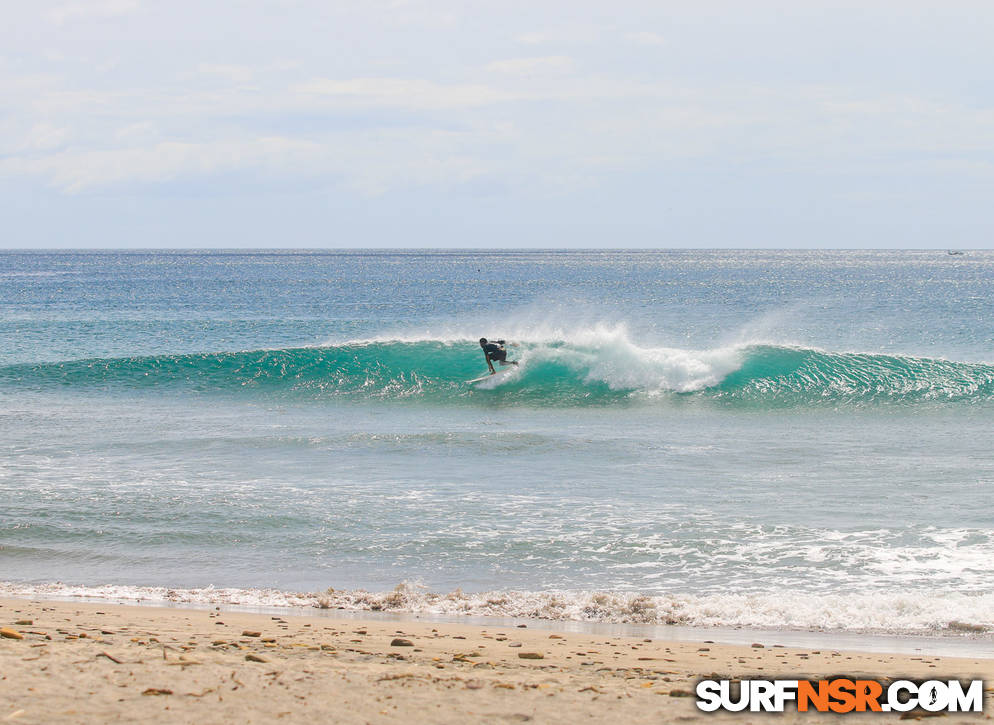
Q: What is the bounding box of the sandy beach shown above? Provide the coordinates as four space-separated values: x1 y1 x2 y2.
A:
1 597 991 724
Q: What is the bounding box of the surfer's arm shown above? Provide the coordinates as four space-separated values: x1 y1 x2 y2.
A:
483 349 495 374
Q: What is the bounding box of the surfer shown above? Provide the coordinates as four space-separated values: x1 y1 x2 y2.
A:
479 338 518 375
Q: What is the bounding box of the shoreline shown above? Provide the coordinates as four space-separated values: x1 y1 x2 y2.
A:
2 585 993 659
3 597 994 724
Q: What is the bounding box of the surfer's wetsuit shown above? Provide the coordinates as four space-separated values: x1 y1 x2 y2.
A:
479 338 517 374
482 340 508 363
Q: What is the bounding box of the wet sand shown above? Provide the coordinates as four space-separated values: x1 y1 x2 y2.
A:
2 597 992 723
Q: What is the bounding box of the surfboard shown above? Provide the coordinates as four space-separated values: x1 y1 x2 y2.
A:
465 367 515 384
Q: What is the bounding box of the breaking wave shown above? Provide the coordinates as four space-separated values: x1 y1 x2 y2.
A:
2 331 993 406
2 581 992 636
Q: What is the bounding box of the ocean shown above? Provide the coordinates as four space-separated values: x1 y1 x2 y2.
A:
2 249 993 637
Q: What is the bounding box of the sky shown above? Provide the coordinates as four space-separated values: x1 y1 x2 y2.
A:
2 0 993 248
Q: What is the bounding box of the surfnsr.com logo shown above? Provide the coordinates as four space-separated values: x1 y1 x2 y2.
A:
696 678 984 713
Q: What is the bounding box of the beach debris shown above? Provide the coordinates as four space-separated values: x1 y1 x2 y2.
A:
245 654 269 663
751 643 765 648
508 642 522 648
142 688 173 696
14 620 32 626
390 638 414 647
0 628 24 640
947 620 988 633
241 630 261 637
518 652 544 660
186 688 217 698
97 651 123 664
668 689 695 697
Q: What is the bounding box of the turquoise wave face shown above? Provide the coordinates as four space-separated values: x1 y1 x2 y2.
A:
716 346 994 404
3 339 994 406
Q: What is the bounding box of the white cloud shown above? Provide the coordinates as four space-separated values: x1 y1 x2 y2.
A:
18 122 70 151
197 64 255 84
1 136 320 192
292 77 515 109
485 56 574 76
514 32 547 45
47 0 139 25
628 31 665 46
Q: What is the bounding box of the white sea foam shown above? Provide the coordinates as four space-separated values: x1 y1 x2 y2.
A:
337 322 747 394
3 581 991 636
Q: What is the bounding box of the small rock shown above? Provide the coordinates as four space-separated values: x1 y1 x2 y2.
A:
245 653 269 663
549 634 563 639
516 624 527 628
668 689 695 697
242 630 261 637
751 643 764 648
15 620 33 626
518 652 544 659
391 638 414 647
0 628 24 640
508 642 523 648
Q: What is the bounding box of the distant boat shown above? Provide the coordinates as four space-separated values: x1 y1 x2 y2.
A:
947 250 965 255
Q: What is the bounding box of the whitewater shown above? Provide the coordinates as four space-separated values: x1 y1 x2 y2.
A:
2 249 993 638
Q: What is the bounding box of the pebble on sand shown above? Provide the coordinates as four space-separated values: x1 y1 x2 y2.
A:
1 627 24 640
391 638 414 647
518 652 544 659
